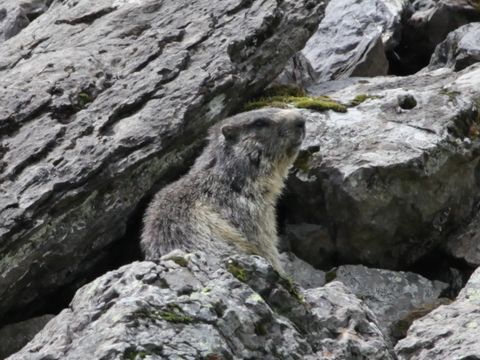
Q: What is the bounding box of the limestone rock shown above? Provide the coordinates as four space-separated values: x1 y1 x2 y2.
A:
8 253 395 360
429 22 480 71
330 265 447 342
0 0 324 323
277 0 406 85
282 64 480 268
395 267 480 359
279 251 326 289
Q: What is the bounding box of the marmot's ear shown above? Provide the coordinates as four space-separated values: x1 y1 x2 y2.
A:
221 124 239 142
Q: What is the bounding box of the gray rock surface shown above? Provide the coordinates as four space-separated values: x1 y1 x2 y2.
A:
0 0 51 42
446 210 480 267
279 251 326 289
283 64 480 268
395 266 480 359
429 22 480 71
284 223 336 269
0 2 28 41
9 252 395 360
0 0 323 323
291 0 406 83
330 265 447 342
0 314 54 359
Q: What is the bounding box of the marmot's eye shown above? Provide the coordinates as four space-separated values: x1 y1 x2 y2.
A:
251 118 271 128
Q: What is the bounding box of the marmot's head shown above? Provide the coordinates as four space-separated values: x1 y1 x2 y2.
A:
219 108 305 166
196 108 306 190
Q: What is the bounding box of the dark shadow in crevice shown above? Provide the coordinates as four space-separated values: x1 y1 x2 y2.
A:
387 5 480 76
406 248 475 299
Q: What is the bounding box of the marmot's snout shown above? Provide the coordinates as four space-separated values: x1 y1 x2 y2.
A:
277 110 306 149
290 116 306 143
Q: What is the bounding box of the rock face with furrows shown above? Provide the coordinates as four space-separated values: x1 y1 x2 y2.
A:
0 0 324 323
282 64 480 269
8 253 396 360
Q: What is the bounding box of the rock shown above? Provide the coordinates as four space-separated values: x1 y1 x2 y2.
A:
0 1 29 41
390 0 480 74
279 251 326 289
274 52 317 88
395 266 480 359
329 264 447 342
0 0 324 323
0 0 51 42
277 0 406 85
429 22 480 71
446 210 480 267
282 64 480 269
8 252 395 360
0 314 54 359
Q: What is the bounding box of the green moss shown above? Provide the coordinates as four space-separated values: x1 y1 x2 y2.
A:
134 304 193 324
293 145 320 173
227 262 249 282
123 349 148 360
167 255 189 267
243 86 347 113
295 98 347 112
254 321 268 336
439 88 461 101
280 275 305 303
349 94 381 106
325 270 337 283
158 304 193 323
78 92 92 108
243 100 290 111
262 84 307 98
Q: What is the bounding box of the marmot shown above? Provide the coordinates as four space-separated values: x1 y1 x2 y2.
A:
141 108 306 272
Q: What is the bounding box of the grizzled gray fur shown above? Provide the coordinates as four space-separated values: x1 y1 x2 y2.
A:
141 108 306 271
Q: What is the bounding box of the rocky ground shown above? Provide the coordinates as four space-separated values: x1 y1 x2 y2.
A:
1 0 480 359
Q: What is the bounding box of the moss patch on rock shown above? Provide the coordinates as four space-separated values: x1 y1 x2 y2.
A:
349 94 382 106
158 304 194 324
243 85 347 113
293 145 320 173
227 262 249 282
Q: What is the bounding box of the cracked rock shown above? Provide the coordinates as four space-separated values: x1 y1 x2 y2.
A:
0 0 324 323
282 64 480 269
8 252 395 360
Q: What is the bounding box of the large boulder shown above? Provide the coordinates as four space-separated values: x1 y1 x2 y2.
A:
0 0 324 323
8 252 395 360
395 266 480 359
282 64 480 269
429 22 480 71
276 0 406 86
330 265 447 342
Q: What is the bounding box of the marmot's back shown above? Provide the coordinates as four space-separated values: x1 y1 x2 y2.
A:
141 108 306 271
